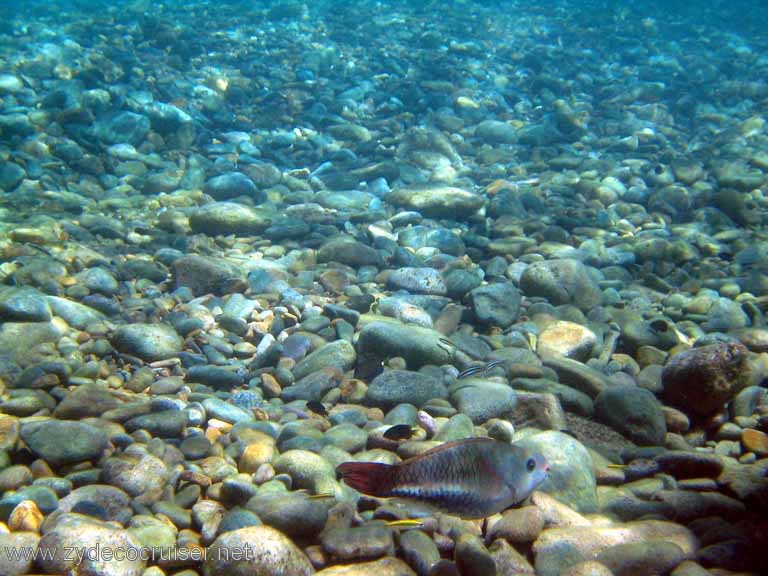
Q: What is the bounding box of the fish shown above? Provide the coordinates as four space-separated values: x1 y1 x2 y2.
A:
337 437 549 519
306 400 328 417
457 359 505 379
383 424 415 441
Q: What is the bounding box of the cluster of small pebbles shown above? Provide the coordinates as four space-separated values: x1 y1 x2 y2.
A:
0 1 767 575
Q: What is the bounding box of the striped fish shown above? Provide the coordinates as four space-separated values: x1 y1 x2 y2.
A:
457 359 506 379
337 437 548 519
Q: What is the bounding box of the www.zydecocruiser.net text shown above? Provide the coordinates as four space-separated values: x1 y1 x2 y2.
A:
4 543 255 564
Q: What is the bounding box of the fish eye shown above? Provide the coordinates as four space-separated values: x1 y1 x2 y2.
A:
526 458 536 472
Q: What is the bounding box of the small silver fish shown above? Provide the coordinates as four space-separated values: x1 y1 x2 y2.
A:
457 359 505 379
337 437 548 519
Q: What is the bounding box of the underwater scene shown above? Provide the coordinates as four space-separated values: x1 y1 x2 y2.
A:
1 0 768 574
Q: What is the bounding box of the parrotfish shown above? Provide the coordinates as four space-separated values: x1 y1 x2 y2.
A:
337 437 548 519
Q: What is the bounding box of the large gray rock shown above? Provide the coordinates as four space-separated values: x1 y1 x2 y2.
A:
46 296 105 329
37 513 146 576
95 111 150 146
594 385 667 446
20 420 109 466
203 171 265 202
282 368 343 402
388 186 484 219
366 370 448 410
172 254 245 296
662 342 752 416
112 323 183 362
293 340 356 381
468 283 521 328
520 259 602 311
246 491 331 538
317 236 383 268
387 267 447 295
190 202 270 236
516 431 597 513
0 532 39 576
532 520 698 576
475 120 518 144
0 286 51 322
450 379 517 424
357 320 453 369
101 452 169 497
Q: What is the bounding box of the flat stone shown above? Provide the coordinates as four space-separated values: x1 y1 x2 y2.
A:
246 491 330 538
387 267 447 295
37 513 146 575
204 525 313 576
357 320 453 369
366 370 448 410
520 259 602 311
533 520 697 576
541 355 610 399
0 286 51 322
388 185 484 219
450 379 517 424
203 172 265 202
112 323 183 362
293 340 356 381
315 557 416 576
321 523 395 561
53 383 121 419
594 385 667 446
538 321 597 361
20 420 108 466
172 254 245 296
190 201 270 235
654 451 724 479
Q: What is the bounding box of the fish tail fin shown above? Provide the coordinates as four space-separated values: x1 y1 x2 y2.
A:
337 461 393 496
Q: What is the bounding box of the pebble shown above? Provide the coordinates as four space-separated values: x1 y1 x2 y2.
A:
112 323 183 362
20 420 109 466
204 525 314 576
366 370 448 410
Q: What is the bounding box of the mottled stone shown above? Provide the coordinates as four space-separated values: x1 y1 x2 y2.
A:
594 385 666 446
204 526 313 576
37 513 146 576
318 236 383 267
321 523 395 561
203 172 265 202
366 370 448 410
388 186 484 218
662 343 752 416
173 254 245 296
112 323 182 362
387 267 447 295
190 202 270 235
468 283 521 328
315 557 416 576
538 321 597 361
520 259 602 311
20 420 108 466
357 321 453 369
533 520 697 576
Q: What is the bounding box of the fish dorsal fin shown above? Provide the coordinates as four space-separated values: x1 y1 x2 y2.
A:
401 436 498 464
